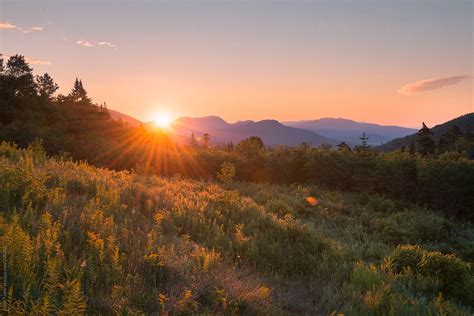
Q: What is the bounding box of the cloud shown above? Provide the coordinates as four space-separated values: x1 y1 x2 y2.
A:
98 41 117 48
0 21 44 33
76 40 117 49
76 40 94 48
398 75 469 95
25 57 52 65
0 22 17 29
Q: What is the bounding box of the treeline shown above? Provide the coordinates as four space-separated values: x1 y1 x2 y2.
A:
0 54 187 171
1 55 473 218
188 137 474 219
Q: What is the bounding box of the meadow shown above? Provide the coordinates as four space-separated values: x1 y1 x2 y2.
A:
1 141 472 315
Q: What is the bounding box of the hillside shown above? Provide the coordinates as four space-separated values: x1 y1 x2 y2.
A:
171 116 337 146
284 118 416 146
108 109 143 127
378 113 474 151
1 142 473 314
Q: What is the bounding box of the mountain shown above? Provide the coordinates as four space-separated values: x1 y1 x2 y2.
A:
283 118 416 146
171 116 337 146
108 109 143 127
378 113 474 151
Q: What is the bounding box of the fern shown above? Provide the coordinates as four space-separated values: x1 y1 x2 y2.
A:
60 279 87 315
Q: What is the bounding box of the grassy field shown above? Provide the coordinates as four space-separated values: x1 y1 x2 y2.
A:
0 141 473 314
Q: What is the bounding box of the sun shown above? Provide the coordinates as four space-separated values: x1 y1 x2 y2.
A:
153 112 172 129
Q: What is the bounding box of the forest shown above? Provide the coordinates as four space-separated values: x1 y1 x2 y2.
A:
0 55 473 314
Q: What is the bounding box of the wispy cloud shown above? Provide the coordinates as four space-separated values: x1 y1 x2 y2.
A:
25 57 52 65
0 22 17 29
398 75 469 95
76 39 118 50
76 40 94 48
0 21 44 33
98 41 117 48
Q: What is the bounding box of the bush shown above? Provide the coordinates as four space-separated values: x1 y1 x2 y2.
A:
387 245 424 273
351 261 382 291
419 251 471 297
216 161 236 183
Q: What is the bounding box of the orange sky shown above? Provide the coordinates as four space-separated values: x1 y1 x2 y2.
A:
1 1 472 128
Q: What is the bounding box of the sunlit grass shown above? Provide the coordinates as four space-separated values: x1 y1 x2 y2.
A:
0 141 472 314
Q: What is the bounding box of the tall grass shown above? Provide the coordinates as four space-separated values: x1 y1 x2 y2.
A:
0 141 472 314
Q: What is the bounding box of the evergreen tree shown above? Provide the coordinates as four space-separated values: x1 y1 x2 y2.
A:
36 73 59 100
355 132 370 152
416 122 436 156
337 141 351 152
4 55 37 97
69 78 91 103
202 133 210 148
5 55 33 78
438 125 462 153
189 132 198 148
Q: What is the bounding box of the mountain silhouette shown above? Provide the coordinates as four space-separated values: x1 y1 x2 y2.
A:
171 116 337 146
108 109 143 127
284 118 416 146
378 113 474 151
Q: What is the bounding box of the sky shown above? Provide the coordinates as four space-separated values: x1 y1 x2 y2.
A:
1 0 472 128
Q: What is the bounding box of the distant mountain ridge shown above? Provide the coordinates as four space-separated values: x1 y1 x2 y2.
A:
107 109 460 148
283 118 416 146
171 116 337 146
108 109 143 127
378 113 474 151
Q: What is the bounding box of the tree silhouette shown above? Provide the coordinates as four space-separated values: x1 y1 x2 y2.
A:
189 133 198 148
355 132 370 152
202 133 210 148
36 73 58 100
337 141 351 152
438 125 462 153
5 55 33 78
4 55 36 97
236 136 264 157
69 78 91 103
416 123 435 156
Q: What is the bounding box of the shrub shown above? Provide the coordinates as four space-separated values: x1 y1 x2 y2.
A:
387 245 424 273
419 251 471 297
216 161 236 183
350 262 382 291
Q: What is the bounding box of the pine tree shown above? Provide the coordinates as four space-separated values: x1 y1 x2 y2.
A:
4 55 37 96
69 78 91 103
438 124 462 153
203 133 210 148
189 133 198 148
355 132 370 152
36 73 59 100
409 141 416 155
416 122 436 156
